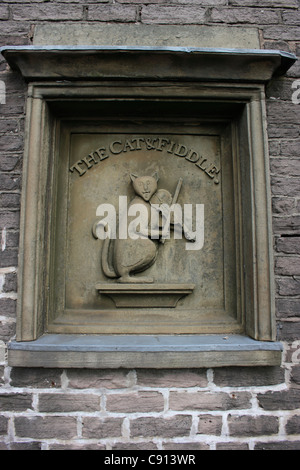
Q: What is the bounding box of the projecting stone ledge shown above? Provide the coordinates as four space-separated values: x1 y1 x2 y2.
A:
95 283 195 308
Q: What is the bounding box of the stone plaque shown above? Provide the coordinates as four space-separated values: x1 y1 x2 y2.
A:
49 120 240 335
3 45 294 365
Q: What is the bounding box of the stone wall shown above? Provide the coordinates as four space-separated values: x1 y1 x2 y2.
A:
0 0 300 450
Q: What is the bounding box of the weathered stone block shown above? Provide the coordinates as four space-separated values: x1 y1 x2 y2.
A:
0 174 21 192
213 366 284 387
169 391 251 411
0 249 18 268
210 7 280 24
282 10 300 25
10 442 42 450
0 298 16 317
136 369 207 388
0 135 23 152
276 298 300 317
141 5 206 24
32 23 260 49
273 215 300 234
0 6 9 20
286 415 300 434
228 415 279 436
258 389 300 410
12 4 83 21
66 369 134 389
10 367 61 388
0 393 32 411
272 197 296 215
278 321 300 341
270 158 300 175
264 25 300 40
268 124 299 139
15 416 77 439
0 155 21 172
38 393 100 412
277 277 300 296
0 119 18 134
3 272 17 292
291 365 300 385
275 256 300 276
0 416 8 435
0 193 21 209
0 210 20 230
163 442 209 450
267 101 300 124
106 391 164 413
271 176 300 197
82 417 123 439
198 414 223 435
231 0 298 7
87 5 137 22
0 319 16 342
130 415 192 438
280 140 300 157
255 441 300 450
49 442 106 450
216 442 249 450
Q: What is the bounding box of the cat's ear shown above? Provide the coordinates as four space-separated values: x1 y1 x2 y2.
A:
130 173 138 182
152 171 159 182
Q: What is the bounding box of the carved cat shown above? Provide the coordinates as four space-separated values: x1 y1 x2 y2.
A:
101 173 161 283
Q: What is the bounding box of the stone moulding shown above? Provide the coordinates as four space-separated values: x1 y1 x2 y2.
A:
8 334 282 369
95 283 195 308
1 45 296 368
0 45 296 82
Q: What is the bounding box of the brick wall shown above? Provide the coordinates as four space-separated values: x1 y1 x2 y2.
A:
0 0 300 450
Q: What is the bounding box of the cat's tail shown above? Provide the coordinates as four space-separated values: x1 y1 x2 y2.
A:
92 221 118 278
101 234 118 278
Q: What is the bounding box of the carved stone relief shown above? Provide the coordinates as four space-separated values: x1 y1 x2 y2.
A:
92 172 196 306
65 130 232 317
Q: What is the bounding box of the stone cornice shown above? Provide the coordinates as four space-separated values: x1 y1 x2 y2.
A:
1 45 297 82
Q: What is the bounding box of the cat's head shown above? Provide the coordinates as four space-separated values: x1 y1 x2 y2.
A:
130 172 158 201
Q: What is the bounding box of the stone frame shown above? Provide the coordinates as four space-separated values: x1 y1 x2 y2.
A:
1 46 296 368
